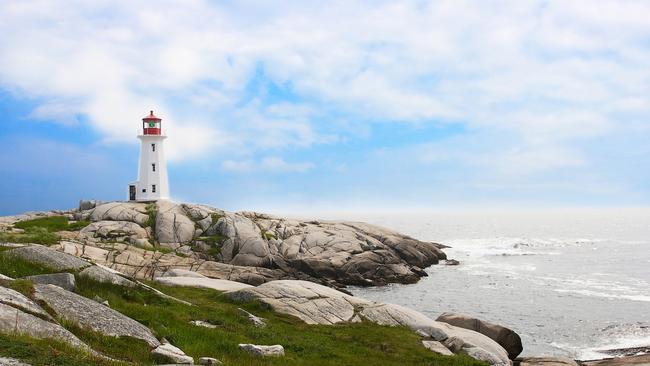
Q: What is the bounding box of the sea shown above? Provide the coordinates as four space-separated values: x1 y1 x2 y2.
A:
315 208 650 360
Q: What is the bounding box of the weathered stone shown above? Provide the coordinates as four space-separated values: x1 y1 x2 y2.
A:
190 320 218 329
0 357 31 366
238 344 285 357
518 357 579 366
87 202 149 226
78 265 137 287
156 201 195 244
155 276 253 292
24 273 76 292
218 214 271 267
7 245 90 272
33 284 160 347
0 274 12 281
238 308 266 327
228 280 370 325
79 200 103 211
437 312 523 359
199 357 223 365
0 303 88 349
151 343 193 364
80 220 148 241
0 285 51 320
422 340 454 356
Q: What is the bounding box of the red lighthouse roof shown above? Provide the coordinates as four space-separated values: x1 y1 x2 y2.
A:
142 110 161 121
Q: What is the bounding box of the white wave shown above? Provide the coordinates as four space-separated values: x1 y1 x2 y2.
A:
443 237 597 257
554 289 650 302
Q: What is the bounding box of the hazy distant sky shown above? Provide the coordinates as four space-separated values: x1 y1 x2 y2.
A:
1 1 649 214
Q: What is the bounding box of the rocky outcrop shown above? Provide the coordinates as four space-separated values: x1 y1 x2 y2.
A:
33 284 160 347
0 357 30 366
24 273 76 292
437 312 523 359
239 344 285 357
228 280 511 366
422 340 454 356
7 245 90 272
66 201 448 287
580 354 650 366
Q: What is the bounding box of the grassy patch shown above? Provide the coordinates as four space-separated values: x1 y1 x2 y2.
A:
0 251 60 278
63 323 152 363
210 212 224 223
0 333 125 366
0 227 60 245
264 231 277 240
145 203 157 245
72 276 485 366
13 216 90 232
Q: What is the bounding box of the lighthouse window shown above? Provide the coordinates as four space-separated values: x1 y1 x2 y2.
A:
151 143 155 152
152 184 156 193
152 163 156 172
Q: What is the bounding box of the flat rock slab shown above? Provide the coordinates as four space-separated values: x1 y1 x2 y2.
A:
33 284 160 347
151 343 193 364
155 276 253 292
161 269 207 278
0 285 51 320
7 245 90 271
0 274 13 281
80 220 148 241
24 273 76 292
580 354 650 366
239 344 285 357
518 357 579 366
228 280 371 325
0 303 87 349
86 202 148 226
78 265 137 287
199 357 223 365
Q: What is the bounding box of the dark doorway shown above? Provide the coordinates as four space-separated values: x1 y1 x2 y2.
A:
129 185 136 201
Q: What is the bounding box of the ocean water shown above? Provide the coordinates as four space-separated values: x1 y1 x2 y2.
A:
327 208 650 359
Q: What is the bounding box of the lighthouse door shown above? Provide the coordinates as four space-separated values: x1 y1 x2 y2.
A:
129 185 136 201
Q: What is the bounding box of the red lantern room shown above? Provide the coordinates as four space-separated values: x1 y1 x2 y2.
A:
142 110 162 135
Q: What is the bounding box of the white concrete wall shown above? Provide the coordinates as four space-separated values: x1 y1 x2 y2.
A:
134 134 170 201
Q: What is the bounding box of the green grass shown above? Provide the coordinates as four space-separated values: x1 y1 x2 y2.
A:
0 333 126 366
71 277 485 366
13 216 90 232
0 227 60 245
0 250 60 278
145 203 157 245
1 216 91 245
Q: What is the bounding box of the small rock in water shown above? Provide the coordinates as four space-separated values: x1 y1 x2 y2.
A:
199 357 223 365
238 344 285 357
445 259 460 266
238 308 266 327
190 320 218 329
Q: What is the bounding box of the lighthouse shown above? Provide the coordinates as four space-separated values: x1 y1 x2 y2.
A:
127 111 170 201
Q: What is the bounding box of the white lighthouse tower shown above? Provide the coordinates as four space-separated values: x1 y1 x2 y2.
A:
128 111 170 201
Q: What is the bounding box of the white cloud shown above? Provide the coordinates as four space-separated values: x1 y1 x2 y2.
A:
0 0 649 173
222 156 314 173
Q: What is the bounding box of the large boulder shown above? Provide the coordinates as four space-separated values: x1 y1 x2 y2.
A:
217 214 271 267
79 220 148 242
24 273 76 292
85 202 149 226
228 280 371 325
7 245 90 272
33 284 160 347
437 312 523 359
155 201 195 245
0 303 87 349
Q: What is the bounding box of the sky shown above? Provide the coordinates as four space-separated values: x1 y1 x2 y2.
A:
0 0 649 215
